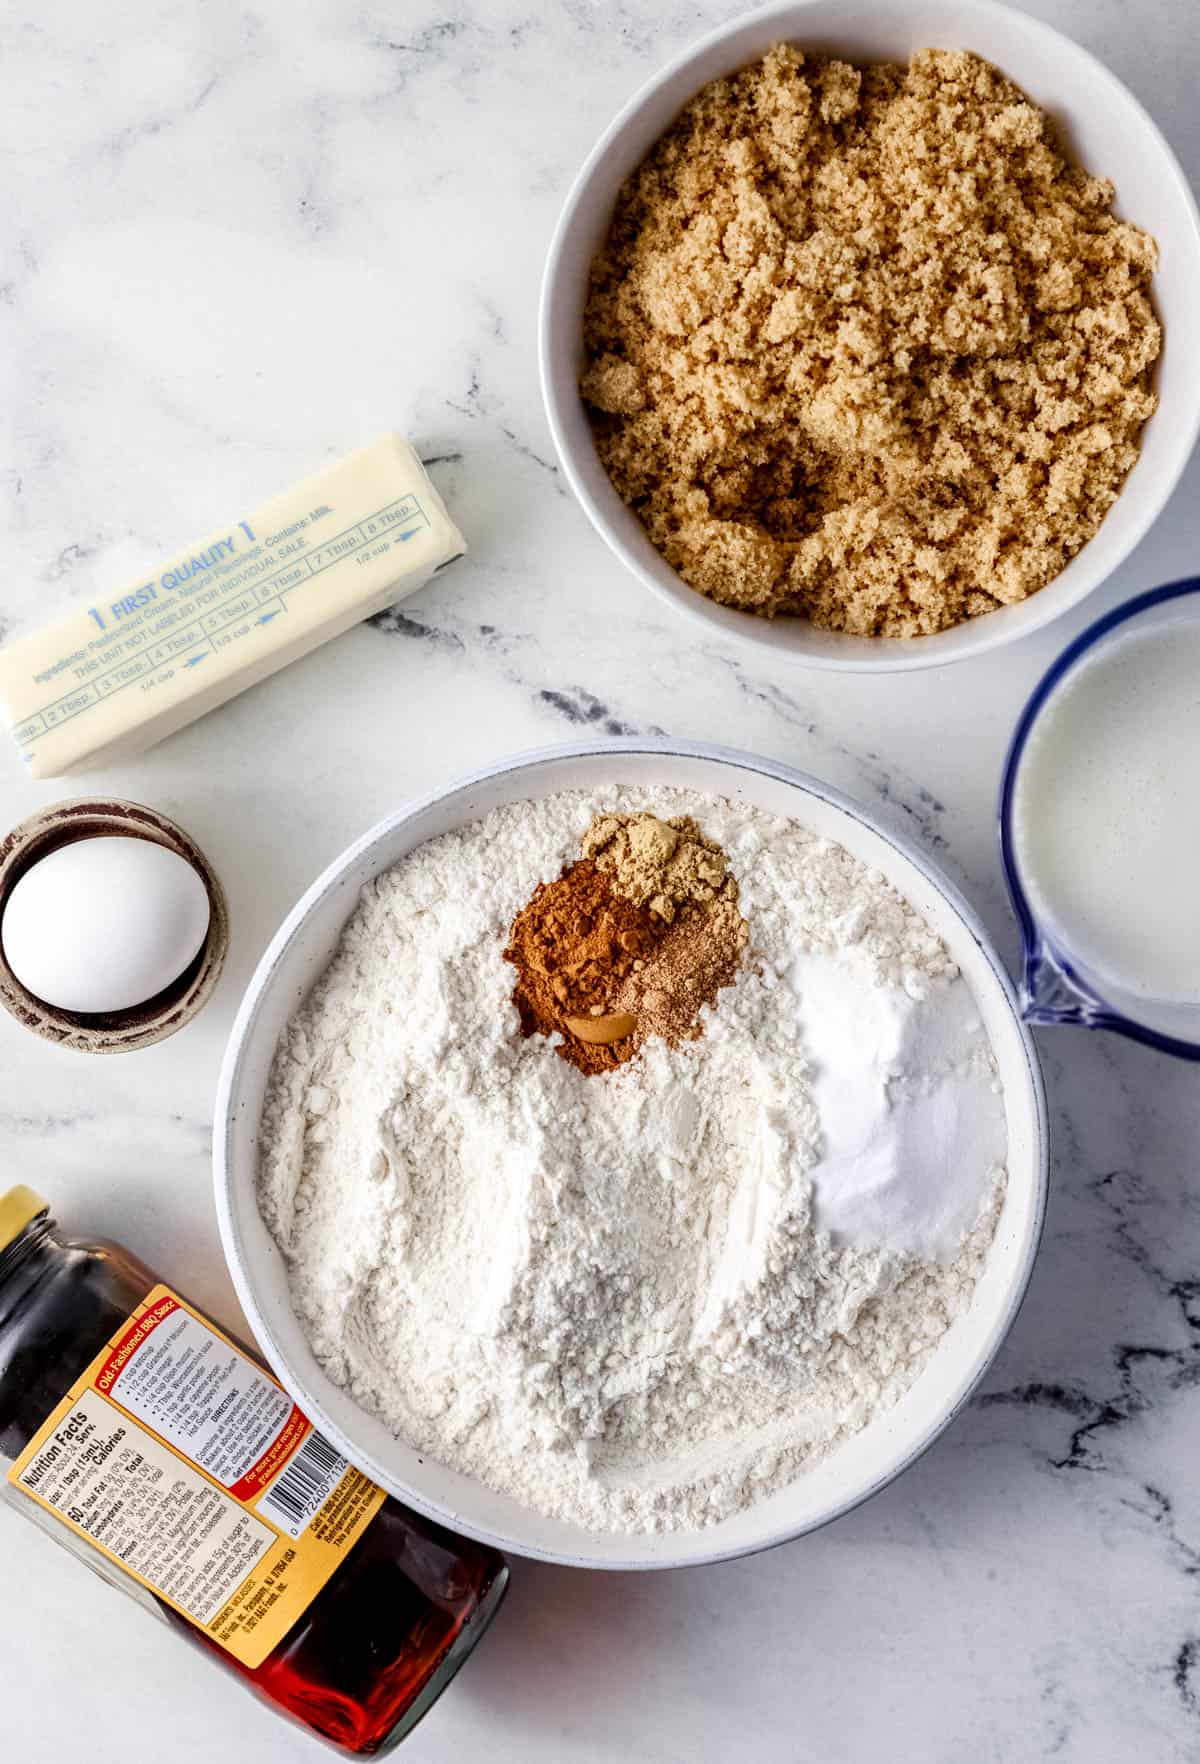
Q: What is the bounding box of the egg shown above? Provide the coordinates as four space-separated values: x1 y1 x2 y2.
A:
1 836 212 1015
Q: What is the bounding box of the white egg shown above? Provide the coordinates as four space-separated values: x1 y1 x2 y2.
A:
1 836 211 1015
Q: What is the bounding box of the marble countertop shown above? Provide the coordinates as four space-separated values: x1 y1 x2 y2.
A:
2 1 1199 1758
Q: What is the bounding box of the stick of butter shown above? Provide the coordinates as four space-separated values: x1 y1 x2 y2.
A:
0 435 465 778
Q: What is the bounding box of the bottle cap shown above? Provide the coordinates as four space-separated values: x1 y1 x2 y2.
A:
0 1185 48 1252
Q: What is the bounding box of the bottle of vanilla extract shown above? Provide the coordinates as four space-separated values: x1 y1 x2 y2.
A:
0 1186 507 1753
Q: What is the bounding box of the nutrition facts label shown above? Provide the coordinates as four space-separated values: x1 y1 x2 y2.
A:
14 1388 278 1626
12 492 431 756
9 1285 386 1668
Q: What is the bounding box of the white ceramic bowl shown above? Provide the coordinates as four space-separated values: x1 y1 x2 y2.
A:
540 0 1200 672
215 740 1047 1569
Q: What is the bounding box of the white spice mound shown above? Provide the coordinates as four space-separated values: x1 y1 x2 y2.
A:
258 788 1006 1535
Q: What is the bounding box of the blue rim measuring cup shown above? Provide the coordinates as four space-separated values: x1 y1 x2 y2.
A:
1000 576 1200 1062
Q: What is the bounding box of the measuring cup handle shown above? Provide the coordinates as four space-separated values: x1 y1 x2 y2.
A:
1020 933 1096 1027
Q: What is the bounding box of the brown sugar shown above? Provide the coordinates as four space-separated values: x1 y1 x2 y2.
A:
504 814 747 1075
581 46 1161 637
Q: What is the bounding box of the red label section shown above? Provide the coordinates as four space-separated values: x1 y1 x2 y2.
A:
94 1293 180 1393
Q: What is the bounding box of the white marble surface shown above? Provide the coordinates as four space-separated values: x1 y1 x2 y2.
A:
2 0 1199 1757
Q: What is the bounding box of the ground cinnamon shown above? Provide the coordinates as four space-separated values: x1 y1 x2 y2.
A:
504 858 659 1075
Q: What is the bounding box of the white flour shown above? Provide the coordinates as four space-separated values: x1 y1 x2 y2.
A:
258 787 1006 1534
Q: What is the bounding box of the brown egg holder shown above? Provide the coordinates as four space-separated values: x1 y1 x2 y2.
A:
0 798 228 1053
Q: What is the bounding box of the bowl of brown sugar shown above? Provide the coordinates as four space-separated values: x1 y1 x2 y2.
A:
540 0 1200 670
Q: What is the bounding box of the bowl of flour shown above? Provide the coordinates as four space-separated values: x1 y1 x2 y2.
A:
215 740 1046 1569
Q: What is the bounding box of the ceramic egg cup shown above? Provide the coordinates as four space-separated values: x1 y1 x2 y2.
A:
0 799 228 1053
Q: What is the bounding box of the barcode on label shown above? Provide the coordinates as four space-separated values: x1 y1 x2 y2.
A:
257 1430 347 1539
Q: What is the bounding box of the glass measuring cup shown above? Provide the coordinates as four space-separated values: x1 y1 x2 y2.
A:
1000 577 1200 1060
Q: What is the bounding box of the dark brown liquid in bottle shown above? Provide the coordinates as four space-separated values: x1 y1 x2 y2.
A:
0 1214 507 1754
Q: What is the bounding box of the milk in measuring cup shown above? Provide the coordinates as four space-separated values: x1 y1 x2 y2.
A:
1013 619 1200 1004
